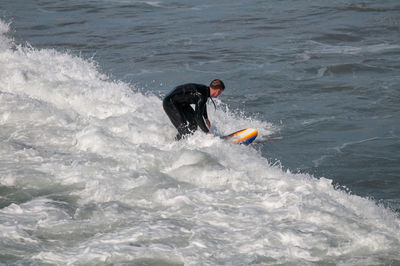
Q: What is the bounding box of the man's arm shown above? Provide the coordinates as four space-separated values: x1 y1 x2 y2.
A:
203 105 211 129
195 97 210 133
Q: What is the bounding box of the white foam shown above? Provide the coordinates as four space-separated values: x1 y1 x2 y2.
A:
1 19 399 265
0 20 13 51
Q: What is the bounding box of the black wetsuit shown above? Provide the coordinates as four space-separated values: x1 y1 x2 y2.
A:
163 83 210 140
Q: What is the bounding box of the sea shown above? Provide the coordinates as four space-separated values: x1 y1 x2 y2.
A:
1 0 400 265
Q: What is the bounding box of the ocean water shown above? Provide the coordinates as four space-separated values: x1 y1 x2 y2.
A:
1 0 400 265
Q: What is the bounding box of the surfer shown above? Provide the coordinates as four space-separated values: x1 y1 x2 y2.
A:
163 79 225 140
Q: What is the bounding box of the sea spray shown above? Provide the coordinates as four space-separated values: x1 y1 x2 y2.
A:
1 19 399 265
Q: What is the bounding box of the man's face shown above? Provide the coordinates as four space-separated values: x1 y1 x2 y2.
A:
211 88 224 98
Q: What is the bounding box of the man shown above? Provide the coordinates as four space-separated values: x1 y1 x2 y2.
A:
163 79 225 140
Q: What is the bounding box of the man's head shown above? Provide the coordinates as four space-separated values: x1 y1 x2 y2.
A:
209 79 225 98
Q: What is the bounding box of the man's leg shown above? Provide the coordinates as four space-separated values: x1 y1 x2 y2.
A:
163 100 194 140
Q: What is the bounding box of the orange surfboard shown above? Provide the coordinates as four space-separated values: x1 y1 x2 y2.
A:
221 128 258 145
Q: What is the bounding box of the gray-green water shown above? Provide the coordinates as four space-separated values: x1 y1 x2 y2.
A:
1 0 400 264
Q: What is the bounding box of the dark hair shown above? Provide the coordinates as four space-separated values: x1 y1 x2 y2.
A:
210 79 225 90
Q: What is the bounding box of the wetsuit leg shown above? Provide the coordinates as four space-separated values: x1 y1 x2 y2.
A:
163 99 198 140
163 99 192 140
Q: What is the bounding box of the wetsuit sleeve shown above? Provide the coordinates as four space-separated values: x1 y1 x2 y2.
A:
203 105 208 119
195 96 210 133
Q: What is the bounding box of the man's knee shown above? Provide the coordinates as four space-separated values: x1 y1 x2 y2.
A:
188 122 197 132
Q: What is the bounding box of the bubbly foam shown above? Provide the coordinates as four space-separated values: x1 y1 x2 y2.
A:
1 19 399 265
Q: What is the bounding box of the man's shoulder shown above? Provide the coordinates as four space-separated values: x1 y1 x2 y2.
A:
178 83 207 90
174 83 209 97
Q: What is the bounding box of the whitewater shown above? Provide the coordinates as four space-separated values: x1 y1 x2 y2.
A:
0 19 399 265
